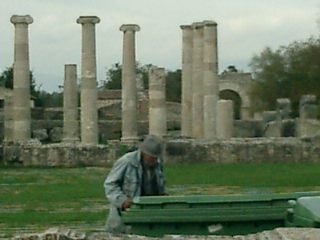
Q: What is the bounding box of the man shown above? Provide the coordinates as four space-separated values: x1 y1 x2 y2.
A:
104 135 165 233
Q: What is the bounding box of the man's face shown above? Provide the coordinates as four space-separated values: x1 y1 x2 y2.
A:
142 153 157 167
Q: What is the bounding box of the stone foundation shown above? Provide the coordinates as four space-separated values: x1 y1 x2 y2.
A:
3 136 320 167
3 140 124 167
165 137 320 164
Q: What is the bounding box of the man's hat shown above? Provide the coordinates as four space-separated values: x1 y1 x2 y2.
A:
139 135 163 157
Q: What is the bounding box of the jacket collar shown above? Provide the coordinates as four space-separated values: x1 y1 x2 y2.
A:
130 149 142 168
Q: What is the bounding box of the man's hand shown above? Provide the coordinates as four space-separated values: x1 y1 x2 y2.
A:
122 198 133 210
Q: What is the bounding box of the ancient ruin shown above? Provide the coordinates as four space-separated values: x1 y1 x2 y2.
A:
120 24 140 144
77 16 100 145
297 94 320 137
216 99 234 139
11 15 33 141
191 22 204 139
0 15 319 167
63 64 79 142
203 21 219 140
180 25 193 137
148 67 167 138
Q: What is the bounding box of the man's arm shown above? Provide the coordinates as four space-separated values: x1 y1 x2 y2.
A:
104 157 129 209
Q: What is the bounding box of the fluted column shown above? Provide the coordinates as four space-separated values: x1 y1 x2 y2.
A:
10 15 33 141
120 24 140 143
180 25 193 137
149 67 167 138
217 100 234 139
63 64 79 142
203 20 219 140
77 16 100 145
191 22 204 139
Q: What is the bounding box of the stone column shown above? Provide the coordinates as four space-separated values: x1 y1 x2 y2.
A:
180 25 193 137
297 95 318 137
120 24 140 143
274 98 291 137
191 22 204 139
77 16 100 145
63 64 79 142
299 95 317 119
203 20 218 140
10 15 33 141
216 100 234 139
149 67 167 138
4 92 14 142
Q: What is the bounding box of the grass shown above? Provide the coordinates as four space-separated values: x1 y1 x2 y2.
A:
165 163 320 187
1 163 320 237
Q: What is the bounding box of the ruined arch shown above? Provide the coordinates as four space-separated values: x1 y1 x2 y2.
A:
219 89 242 119
219 78 251 120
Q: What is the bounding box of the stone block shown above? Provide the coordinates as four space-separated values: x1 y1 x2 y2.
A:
234 120 263 137
296 119 320 138
32 128 48 141
264 121 281 137
299 94 318 119
49 127 63 142
276 98 291 119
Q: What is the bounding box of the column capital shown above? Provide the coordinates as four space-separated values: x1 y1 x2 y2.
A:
77 16 100 25
203 20 217 27
10 15 33 25
180 25 192 30
192 22 204 29
120 24 140 32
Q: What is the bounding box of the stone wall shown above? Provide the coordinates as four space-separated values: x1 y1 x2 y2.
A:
3 140 125 167
0 110 261 143
263 120 296 138
0 101 182 143
234 120 263 138
296 119 320 138
3 136 320 167
165 137 320 164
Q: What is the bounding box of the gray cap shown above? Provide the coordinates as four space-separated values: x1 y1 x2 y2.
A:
139 135 163 157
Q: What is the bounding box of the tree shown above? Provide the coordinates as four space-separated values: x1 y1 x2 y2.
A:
0 66 45 106
36 90 63 107
100 63 122 89
101 63 181 103
0 67 13 89
0 66 37 95
100 62 152 90
249 37 320 117
166 69 181 102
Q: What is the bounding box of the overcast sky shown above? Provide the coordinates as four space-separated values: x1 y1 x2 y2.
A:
0 0 319 92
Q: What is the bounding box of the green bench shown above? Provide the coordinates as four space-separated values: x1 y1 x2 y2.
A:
286 196 320 228
122 192 320 236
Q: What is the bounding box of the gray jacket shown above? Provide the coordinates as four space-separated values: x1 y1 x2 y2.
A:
104 149 165 233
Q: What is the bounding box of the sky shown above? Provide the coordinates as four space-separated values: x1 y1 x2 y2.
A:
0 0 319 92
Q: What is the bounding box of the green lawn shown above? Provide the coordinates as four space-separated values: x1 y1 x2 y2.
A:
1 163 320 237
